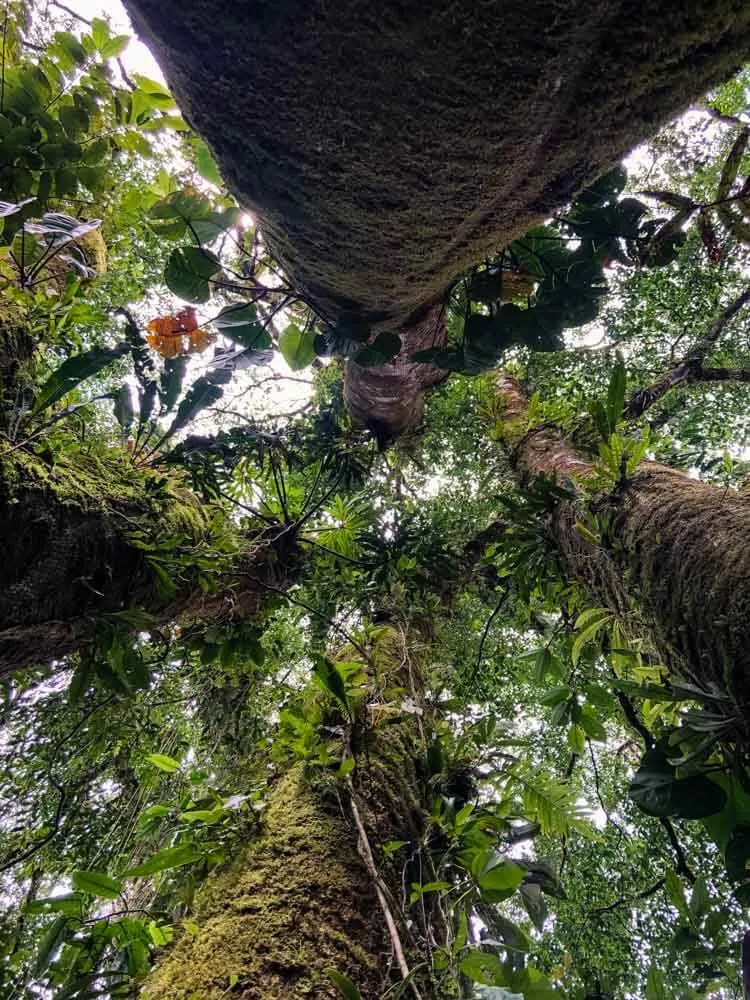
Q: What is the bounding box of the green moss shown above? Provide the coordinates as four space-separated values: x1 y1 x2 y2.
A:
2 445 205 536
612 468 750 706
0 441 214 670
144 628 433 998
144 768 389 1000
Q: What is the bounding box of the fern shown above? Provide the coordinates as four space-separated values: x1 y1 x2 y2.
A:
512 769 596 838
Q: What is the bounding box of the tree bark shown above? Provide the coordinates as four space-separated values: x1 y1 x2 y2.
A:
0 447 298 674
495 374 750 709
343 305 448 438
143 627 430 999
123 0 750 434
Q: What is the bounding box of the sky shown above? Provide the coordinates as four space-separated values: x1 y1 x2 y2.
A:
57 0 165 80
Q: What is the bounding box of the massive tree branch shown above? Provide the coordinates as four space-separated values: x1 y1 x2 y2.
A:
123 0 750 435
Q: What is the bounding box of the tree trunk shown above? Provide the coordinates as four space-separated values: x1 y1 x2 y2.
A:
0 446 298 674
143 627 430 999
495 374 750 710
124 0 750 432
344 305 449 438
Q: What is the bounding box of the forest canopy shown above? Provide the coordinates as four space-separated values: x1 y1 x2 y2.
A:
1 3 750 999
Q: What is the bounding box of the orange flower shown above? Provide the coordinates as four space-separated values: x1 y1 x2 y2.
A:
146 309 215 357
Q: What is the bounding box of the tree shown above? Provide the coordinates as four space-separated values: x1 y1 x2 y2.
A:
124 0 750 434
3 5 750 999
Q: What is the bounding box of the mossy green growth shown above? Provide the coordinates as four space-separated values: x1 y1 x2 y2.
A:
0 441 216 657
2 445 203 532
143 767 389 1000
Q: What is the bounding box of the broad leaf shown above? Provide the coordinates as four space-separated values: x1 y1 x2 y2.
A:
33 344 130 413
279 322 317 370
164 246 221 303
213 303 271 350
629 748 727 819
146 753 181 773
71 869 123 899
326 969 363 1000
122 844 202 877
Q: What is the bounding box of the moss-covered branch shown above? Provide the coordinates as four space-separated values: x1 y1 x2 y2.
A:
494 374 750 711
0 445 299 674
124 0 750 437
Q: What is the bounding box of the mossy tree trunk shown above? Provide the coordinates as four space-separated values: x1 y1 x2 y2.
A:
124 0 750 434
0 451 299 674
495 374 750 710
144 627 433 999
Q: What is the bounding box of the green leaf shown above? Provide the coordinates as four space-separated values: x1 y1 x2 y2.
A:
478 858 525 896
122 844 202 877
162 375 225 443
629 748 727 819
131 74 175 107
337 757 356 779
164 246 221 303
606 353 627 431
160 355 188 412
146 753 181 773
571 616 609 666
382 840 408 855
410 880 452 903
213 303 271 350
326 969 363 1000
99 34 129 59
194 139 223 186
519 882 547 932
71 869 123 899
33 914 69 977
459 950 506 987
567 724 585 755
353 331 402 367
312 656 349 707
26 893 85 918
279 322 317 371
33 344 130 413
664 869 689 920
688 876 710 921
140 114 189 132
579 705 606 741
645 964 669 1000
180 807 226 824
493 913 532 952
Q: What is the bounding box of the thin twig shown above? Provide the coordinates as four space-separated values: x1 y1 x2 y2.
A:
48 0 91 24
236 573 372 663
588 877 665 916
659 817 696 884
468 589 509 687
0 778 66 872
346 780 423 1000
